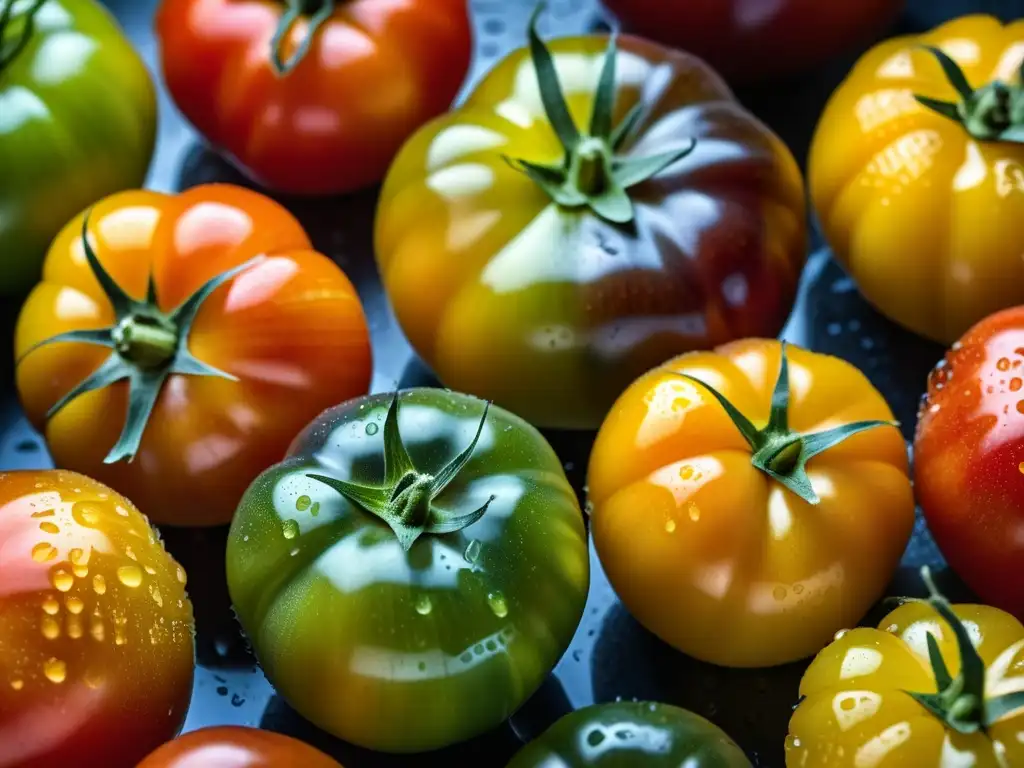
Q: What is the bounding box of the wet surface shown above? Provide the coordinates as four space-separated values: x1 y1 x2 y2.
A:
1 0 1021 765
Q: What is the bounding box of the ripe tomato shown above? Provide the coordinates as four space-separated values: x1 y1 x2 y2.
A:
376 19 807 429
227 389 589 752
136 726 342 768
14 184 372 527
602 0 902 83
155 0 471 195
0 0 155 297
914 307 1024 619
787 569 1024 766
810 15 1024 344
588 339 914 667
0 470 194 768
507 702 751 767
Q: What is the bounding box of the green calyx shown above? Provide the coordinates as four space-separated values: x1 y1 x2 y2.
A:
905 567 1024 734
309 392 496 551
677 342 897 504
270 0 335 77
0 0 46 76
915 45 1024 144
18 214 261 464
504 6 696 226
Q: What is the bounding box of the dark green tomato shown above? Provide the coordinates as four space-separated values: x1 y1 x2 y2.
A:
508 702 752 767
0 0 156 296
226 389 590 754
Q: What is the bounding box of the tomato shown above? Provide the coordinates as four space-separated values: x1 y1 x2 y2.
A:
0 0 155 296
507 701 751 767
602 0 901 83
587 339 914 668
786 569 1024 766
14 184 372 527
0 470 194 768
810 15 1024 344
914 307 1024 619
136 726 342 768
154 0 470 195
375 17 807 429
226 388 589 753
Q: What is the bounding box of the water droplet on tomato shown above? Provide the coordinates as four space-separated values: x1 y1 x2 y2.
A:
464 539 482 564
296 495 311 512
124 545 137 561
31 508 53 518
1016 400 1024 415
414 595 433 615
175 565 187 585
42 618 60 640
835 629 849 641
999 358 1012 371
52 569 73 592
65 597 83 615
687 503 700 522
67 617 83 639
72 502 101 527
773 586 787 601
92 575 106 595
679 465 694 480
32 542 56 563
149 584 163 608
365 423 379 436
38 522 59 535
91 618 105 642
9 679 23 691
117 566 143 588
793 584 805 595
587 729 606 747
785 735 803 750
310 501 320 517
487 591 508 618
282 520 299 540
43 658 66 684
42 596 59 615
115 506 129 518
664 519 677 533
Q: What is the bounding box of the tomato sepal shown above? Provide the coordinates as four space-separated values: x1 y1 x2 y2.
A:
269 0 336 77
0 0 45 73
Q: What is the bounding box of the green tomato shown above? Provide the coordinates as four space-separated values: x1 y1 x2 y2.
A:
227 389 590 753
0 0 156 296
507 702 752 767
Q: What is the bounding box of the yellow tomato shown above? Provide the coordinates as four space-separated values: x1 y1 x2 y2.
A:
787 571 1024 766
810 15 1024 343
588 339 914 667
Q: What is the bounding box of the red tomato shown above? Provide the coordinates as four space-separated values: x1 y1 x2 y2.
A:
136 727 342 768
914 307 1024 619
155 0 471 194
602 0 903 82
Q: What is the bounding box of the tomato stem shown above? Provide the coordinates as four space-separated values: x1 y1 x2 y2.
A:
270 0 335 77
113 315 178 370
0 0 46 75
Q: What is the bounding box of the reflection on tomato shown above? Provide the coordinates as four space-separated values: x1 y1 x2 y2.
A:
602 0 902 83
15 184 372 527
915 307 1024 619
0 470 194 768
136 726 342 768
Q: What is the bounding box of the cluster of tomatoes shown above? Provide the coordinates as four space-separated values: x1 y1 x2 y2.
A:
2 0 1024 766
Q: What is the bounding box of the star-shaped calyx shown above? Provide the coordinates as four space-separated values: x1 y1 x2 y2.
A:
308 392 496 551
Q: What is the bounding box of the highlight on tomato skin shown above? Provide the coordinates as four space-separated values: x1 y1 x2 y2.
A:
914 306 1024 621
13 183 373 528
0 470 195 768
136 726 343 768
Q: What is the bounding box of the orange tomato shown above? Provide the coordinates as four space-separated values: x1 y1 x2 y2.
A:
588 339 914 667
0 470 194 768
14 184 372 527
136 726 342 768
155 0 471 194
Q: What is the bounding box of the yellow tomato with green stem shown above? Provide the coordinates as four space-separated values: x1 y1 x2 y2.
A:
810 15 1024 343
587 339 914 668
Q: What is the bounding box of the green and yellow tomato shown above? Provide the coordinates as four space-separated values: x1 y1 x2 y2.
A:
0 0 156 296
226 389 590 753
507 702 752 767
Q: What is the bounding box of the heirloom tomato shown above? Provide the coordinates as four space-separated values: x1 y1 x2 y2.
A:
507 701 751 768
155 0 471 195
14 184 372 527
0 470 194 768
227 389 589 753
588 339 914 668
0 0 155 296
602 0 901 83
914 307 1024 619
787 569 1024 766
375 15 807 429
136 726 342 768
810 15 1024 344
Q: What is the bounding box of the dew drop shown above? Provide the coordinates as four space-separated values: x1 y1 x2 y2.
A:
52 569 73 592
124 545 137 561
69 548 88 566
115 506 129 518
175 565 187 585
66 617 83 639
32 542 57 563
282 520 299 540
999 358 1012 371
310 501 320 517
91 618 105 642
464 539 482 564
414 595 433 615
39 522 59 535
42 596 59 615
786 735 803 750
1012 379 1023 392
587 729 606 747
149 584 163 608
664 519 677 533
1017 400 1024 415
487 591 509 618
834 628 849 641
1018 462 1024 475
115 629 127 646
144 565 156 575
31 509 54 518
418 661 427 672
678 465 694 480
43 658 66 684
9 679 23 691
296 495 311 512
773 586 788 601
92 575 106 595
71 563 88 578
65 597 83 615
72 502 102 527
117 565 143 588
365 422 379 436
687 502 700 522
42 618 60 640
793 584 805 595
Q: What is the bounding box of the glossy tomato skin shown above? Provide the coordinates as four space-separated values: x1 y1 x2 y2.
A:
603 0 901 83
376 36 807 430
14 184 372 527
507 702 751 768
136 726 342 768
227 389 590 753
0 0 155 296
155 0 470 195
587 339 914 668
0 470 194 768
914 308 1024 619
810 16 1024 344
786 600 1024 765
